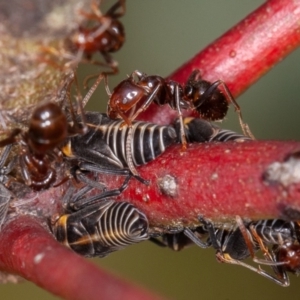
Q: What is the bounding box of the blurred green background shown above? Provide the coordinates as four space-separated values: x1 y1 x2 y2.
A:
2 0 300 299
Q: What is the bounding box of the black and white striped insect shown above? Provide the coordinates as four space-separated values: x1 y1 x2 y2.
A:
53 185 149 257
174 117 251 144
62 112 177 184
249 219 300 246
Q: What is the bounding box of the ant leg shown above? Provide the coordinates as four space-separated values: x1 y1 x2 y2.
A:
174 84 187 150
0 128 21 147
78 1 104 21
90 0 126 20
38 45 79 71
125 126 142 181
208 80 255 140
234 216 289 286
249 225 289 285
57 72 75 104
63 72 88 136
90 0 104 18
216 252 289 286
82 73 106 107
249 224 275 262
72 72 88 134
84 53 119 89
237 216 285 268
235 216 256 258
106 0 126 19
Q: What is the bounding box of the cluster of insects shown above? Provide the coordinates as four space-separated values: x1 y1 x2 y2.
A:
1 0 299 289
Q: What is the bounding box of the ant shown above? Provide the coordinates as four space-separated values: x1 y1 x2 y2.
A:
175 116 252 144
274 243 300 278
106 70 254 146
195 216 300 286
66 0 125 78
39 0 125 78
0 74 87 191
153 216 300 286
84 69 253 177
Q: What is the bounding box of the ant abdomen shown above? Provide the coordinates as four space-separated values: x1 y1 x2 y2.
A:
27 102 68 154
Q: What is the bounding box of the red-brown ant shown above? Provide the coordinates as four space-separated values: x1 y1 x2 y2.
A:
196 216 300 286
39 0 125 77
0 74 87 190
66 0 125 77
106 70 254 148
275 243 300 276
83 69 253 177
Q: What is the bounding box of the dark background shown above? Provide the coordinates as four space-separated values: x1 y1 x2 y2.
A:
2 1 300 299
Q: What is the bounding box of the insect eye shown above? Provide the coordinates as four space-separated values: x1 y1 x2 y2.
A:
184 85 193 98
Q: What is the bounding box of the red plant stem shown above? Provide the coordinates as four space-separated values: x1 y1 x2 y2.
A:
2 1 300 298
0 216 163 300
140 0 300 125
97 141 300 226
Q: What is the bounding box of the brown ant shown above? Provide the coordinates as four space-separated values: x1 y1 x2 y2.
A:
66 0 125 78
0 74 87 190
196 216 300 286
106 70 253 147
83 69 253 178
275 243 300 277
39 0 125 78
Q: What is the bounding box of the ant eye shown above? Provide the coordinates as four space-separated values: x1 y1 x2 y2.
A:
184 85 193 97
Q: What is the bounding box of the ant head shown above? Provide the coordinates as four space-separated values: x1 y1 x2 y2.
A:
27 102 68 154
277 243 300 274
105 19 125 53
184 76 228 121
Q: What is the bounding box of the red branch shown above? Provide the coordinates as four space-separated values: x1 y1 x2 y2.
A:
140 0 300 125
106 141 300 226
0 216 163 300
2 0 300 299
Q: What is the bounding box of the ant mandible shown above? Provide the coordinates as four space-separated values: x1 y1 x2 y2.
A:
67 0 125 77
